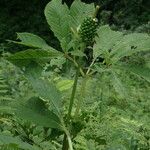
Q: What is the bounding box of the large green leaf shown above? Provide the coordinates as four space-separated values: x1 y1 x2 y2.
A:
0 133 40 150
7 49 63 67
25 63 62 115
93 26 150 65
44 0 95 50
93 25 123 58
115 63 150 82
110 33 150 63
111 70 128 99
44 0 70 48
69 0 95 28
12 33 52 50
14 97 62 129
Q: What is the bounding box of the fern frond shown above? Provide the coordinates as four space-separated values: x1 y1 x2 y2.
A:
0 61 13 115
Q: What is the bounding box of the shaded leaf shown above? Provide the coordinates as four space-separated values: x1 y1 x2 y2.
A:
14 97 62 129
25 63 62 115
115 63 150 82
0 133 40 150
7 49 63 67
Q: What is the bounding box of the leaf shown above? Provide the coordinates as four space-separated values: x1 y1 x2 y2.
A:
93 26 150 65
69 0 95 28
111 70 128 99
110 33 150 63
7 49 63 67
93 25 123 58
93 63 110 73
11 32 51 50
70 50 86 57
56 79 74 91
0 133 39 150
115 63 150 82
44 0 71 49
14 97 62 129
0 106 13 114
25 63 62 115
44 0 95 50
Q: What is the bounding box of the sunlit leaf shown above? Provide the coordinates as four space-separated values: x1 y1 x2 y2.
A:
56 79 74 91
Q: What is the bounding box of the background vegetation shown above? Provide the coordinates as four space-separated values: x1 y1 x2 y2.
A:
0 0 150 149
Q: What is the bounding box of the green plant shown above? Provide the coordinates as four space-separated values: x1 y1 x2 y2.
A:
3 0 150 149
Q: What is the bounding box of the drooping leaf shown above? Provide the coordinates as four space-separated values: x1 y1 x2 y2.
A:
93 25 123 58
115 63 150 82
110 33 150 63
7 49 63 67
25 63 62 115
14 97 62 129
10 32 51 50
0 133 40 150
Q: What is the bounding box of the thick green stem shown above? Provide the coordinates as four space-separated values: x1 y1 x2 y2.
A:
67 67 79 120
62 67 79 150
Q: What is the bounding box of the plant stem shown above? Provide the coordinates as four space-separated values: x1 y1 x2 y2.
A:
62 128 74 150
65 54 85 77
66 132 73 150
62 67 79 150
67 66 79 120
62 134 68 150
74 58 96 116
86 58 96 75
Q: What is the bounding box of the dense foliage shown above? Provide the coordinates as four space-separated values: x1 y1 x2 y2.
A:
0 0 150 150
